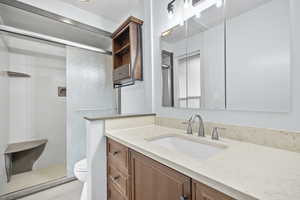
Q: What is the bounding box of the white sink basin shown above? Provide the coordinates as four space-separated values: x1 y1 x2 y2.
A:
148 136 225 161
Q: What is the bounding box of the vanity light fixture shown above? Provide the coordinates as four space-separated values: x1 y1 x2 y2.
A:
167 0 223 25
168 0 176 19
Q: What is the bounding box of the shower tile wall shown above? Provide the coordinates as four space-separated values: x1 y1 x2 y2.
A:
7 38 67 170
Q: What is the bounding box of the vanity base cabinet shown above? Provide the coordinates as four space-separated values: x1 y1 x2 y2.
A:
106 138 235 200
130 150 191 200
107 139 130 200
192 180 235 200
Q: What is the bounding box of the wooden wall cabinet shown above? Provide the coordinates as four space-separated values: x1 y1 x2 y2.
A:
111 17 143 87
106 138 235 200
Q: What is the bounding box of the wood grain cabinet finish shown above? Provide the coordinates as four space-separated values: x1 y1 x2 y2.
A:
107 139 130 174
108 165 130 197
192 180 235 200
108 182 127 200
106 138 235 200
111 16 143 86
130 150 191 200
107 139 130 200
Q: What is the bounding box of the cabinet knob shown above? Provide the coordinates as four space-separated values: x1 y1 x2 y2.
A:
112 151 120 156
180 196 188 200
112 175 120 181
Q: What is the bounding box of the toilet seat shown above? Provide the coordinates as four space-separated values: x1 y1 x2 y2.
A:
75 159 87 172
74 159 88 183
74 158 88 200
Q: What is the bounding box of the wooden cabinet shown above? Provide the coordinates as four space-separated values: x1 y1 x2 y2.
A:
107 139 130 174
107 139 130 200
130 150 191 200
192 180 235 200
106 138 235 200
111 16 143 87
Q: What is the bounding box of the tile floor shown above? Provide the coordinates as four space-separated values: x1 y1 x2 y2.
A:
19 181 83 200
2 164 66 195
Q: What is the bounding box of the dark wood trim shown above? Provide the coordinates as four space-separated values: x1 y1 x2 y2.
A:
111 16 144 39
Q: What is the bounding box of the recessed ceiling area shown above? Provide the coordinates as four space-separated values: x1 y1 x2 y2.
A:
60 0 141 22
0 3 112 50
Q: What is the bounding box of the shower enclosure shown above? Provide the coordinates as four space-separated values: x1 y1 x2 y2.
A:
0 31 68 196
0 1 116 198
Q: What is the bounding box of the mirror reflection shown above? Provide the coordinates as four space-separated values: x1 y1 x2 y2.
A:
161 5 226 110
161 0 291 112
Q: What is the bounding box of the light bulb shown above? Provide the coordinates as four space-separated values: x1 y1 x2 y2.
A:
216 0 223 8
184 0 189 9
180 19 185 26
168 9 174 19
168 8 174 19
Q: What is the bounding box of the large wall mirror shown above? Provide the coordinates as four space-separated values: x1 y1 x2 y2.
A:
160 0 290 112
226 0 290 112
160 3 226 110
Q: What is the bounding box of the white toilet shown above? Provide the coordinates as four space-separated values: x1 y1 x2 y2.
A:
74 159 88 200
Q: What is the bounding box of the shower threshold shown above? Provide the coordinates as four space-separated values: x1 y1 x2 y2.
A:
0 176 77 200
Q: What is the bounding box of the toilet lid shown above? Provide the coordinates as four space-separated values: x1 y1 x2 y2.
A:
75 159 88 172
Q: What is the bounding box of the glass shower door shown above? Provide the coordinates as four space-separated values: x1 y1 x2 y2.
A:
66 46 116 177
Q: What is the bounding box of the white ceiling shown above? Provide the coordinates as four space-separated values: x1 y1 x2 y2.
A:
59 0 140 22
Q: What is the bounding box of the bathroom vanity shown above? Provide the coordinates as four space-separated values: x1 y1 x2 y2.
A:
107 138 233 200
84 114 300 200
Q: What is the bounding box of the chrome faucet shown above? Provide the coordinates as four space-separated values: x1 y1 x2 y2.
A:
185 114 205 137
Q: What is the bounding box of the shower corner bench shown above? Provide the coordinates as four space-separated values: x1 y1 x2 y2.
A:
4 139 48 182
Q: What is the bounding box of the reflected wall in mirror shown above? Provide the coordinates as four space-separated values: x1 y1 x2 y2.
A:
226 0 291 112
160 4 226 110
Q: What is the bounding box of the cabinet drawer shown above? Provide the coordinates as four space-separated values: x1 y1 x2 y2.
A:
107 139 129 174
108 182 127 200
108 165 129 197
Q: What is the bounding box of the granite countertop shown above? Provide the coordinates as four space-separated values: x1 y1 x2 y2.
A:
84 113 156 121
105 125 300 200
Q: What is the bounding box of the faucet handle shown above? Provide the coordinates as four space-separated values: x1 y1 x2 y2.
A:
182 120 193 135
211 127 225 140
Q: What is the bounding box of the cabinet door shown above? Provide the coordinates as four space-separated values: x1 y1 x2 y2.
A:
192 180 235 200
130 151 191 200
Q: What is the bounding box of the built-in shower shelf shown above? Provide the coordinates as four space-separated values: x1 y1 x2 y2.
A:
3 71 31 78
